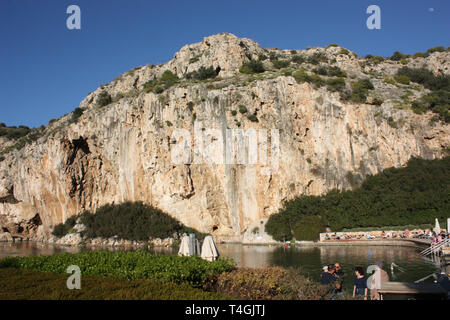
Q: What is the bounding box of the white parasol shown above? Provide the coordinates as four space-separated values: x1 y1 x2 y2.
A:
201 235 219 261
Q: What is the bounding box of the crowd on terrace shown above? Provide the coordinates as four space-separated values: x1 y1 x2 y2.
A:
321 228 449 242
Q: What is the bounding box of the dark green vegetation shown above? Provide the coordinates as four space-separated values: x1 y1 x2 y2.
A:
266 157 450 241
396 67 450 122
340 78 374 103
239 60 265 74
0 268 228 300
70 107 84 123
0 251 235 287
52 216 77 237
0 253 334 300
0 123 44 156
186 66 220 80
97 90 112 107
272 59 290 69
52 201 205 241
205 266 331 300
313 65 346 78
0 123 31 139
143 70 179 94
293 69 325 88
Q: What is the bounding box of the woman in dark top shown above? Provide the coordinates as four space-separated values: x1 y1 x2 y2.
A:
353 266 368 300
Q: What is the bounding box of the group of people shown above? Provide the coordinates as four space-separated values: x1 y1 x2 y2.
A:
323 228 449 242
320 261 390 300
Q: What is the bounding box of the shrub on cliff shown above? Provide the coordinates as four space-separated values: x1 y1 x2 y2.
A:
97 91 112 107
185 66 220 80
78 201 204 241
397 67 450 121
52 216 77 237
239 60 265 74
272 59 290 69
0 125 31 140
70 107 84 123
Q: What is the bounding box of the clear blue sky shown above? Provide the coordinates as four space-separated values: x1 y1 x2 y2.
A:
1 0 449 128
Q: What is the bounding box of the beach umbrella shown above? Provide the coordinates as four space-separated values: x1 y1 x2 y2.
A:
201 235 219 261
178 234 190 256
434 218 441 234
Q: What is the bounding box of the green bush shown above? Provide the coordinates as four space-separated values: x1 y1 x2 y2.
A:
272 59 290 69
293 215 327 241
239 60 265 74
341 78 374 103
0 125 31 140
390 51 407 61
339 48 350 56
307 52 328 65
427 46 446 54
231 110 237 116
293 69 310 84
97 91 112 107
394 75 411 85
266 157 450 239
70 108 84 123
413 52 429 59
291 55 305 64
247 114 258 122
207 266 331 300
396 67 450 92
313 66 346 78
326 77 346 93
74 202 205 241
186 66 220 80
238 105 248 114
52 216 77 237
397 67 450 121
159 70 179 88
0 251 235 288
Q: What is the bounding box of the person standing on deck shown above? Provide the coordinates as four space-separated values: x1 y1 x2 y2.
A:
353 266 368 300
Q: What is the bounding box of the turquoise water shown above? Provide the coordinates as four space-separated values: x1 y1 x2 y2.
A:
0 242 439 294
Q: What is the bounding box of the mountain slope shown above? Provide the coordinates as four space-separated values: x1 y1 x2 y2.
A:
0 33 449 242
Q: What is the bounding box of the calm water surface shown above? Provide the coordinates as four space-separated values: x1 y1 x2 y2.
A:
0 242 438 292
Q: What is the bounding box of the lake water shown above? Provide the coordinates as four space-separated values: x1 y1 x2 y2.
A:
0 242 439 293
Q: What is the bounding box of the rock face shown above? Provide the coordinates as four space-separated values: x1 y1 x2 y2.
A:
0 33 449 242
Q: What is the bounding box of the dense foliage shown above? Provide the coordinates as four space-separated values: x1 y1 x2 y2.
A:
0 251 235 287
239 60 265 74
185 66 220 80
206 266 331 300
52 215 77 237
0 123 31 140
143 70 179 94
70 107 84 123
272 59 290 69
266 157 450 241
97 91 112 107
52 201 205 241
396 67 450 122
0 268 229 300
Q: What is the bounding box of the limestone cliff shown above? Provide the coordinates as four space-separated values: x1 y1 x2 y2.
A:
0 33 449 242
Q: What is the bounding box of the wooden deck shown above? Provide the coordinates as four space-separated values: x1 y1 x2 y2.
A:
378 282 446 299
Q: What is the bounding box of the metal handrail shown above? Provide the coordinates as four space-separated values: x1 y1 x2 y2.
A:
420 238 450 256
